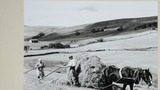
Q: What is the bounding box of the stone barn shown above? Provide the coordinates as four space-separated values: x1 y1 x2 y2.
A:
29 39 38 43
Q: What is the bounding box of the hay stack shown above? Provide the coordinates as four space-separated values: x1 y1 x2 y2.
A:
67 53 106 88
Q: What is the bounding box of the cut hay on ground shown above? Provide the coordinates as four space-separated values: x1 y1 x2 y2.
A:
56 77 70 86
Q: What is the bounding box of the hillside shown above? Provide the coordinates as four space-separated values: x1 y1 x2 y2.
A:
24 16 157 42
39 16 157 41
24 24 90 40
24 25 63 39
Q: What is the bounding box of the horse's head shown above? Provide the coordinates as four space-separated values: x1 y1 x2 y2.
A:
141 68 152 87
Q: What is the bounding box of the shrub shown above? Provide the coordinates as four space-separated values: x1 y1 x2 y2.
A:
87 41 96 45
48 43 54 48
41 45 49 49
91 28 97 33
38 32 45 37
152 27 156 30
24 46 30 52
97 38 104 42
103 26 108 29
48 43 70 49
49 43 64 48
75 32 81 36
100 28 104 32
91 28 104 33
32 32 45 39
64 44 70 48
117 26 124 31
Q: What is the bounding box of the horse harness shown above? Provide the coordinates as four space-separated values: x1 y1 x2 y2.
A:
119 68 140 81
90 68 140 89
119 68 123 78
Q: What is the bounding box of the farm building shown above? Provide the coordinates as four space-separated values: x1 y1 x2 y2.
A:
29 39 39 43
70 44 79 48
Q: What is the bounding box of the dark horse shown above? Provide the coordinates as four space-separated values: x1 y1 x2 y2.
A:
102 65 152 90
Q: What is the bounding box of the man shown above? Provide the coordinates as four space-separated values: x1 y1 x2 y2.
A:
67 56 78 86
35 59 46 79
67 56 76 70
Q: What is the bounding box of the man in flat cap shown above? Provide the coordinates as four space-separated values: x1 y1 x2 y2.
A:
67 56 78 86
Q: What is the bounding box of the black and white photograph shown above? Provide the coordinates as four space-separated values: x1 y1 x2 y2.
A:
24 1 158 90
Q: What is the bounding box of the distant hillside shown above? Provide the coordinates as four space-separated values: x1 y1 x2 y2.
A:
25 16 157 41
86 16 157 30
24 26 63 39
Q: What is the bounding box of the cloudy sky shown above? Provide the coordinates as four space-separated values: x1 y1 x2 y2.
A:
24 0 157 27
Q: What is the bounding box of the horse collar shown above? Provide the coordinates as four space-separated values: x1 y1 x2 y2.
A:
133 69 138 77
119 68 123 78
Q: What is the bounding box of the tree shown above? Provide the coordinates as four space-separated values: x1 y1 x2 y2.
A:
24 46 30 53
117 26 124 31
32 32 45 39
75 32 81 36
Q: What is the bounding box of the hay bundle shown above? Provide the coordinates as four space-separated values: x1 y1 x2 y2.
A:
56 77 70 86
68 54 106 88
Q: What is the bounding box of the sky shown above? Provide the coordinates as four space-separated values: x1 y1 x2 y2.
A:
24 0 157 27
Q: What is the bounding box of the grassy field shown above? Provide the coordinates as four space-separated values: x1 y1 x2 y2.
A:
24 30 157 90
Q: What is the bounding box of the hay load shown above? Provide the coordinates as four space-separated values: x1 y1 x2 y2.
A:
67 53 106 88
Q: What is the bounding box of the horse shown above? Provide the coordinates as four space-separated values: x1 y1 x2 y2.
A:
102 65 152 90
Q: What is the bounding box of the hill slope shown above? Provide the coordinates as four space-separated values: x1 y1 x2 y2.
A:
24 25 63 39
25 16 157 42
